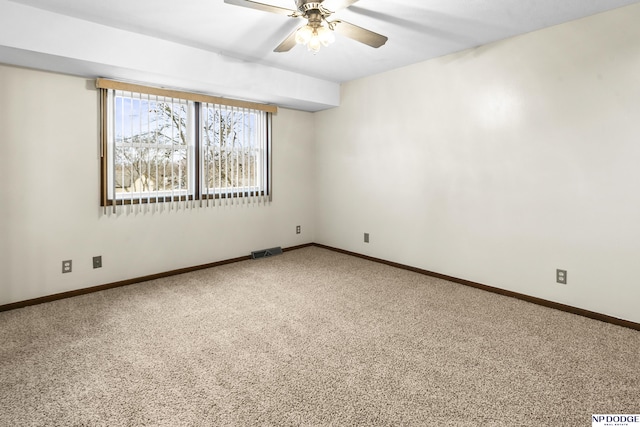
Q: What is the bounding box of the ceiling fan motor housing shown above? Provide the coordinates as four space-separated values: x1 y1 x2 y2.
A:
297 1 332 17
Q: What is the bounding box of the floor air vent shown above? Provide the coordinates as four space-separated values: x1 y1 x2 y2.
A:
251 247 283 259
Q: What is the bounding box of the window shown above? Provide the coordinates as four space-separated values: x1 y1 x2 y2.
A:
98 79 275 211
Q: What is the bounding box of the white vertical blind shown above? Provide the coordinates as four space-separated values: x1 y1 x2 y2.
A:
100 83 272 215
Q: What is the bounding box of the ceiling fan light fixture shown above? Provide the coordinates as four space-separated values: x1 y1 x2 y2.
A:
316 25 335 47
307 35 322 52
295 25 313 45
295 23 335 52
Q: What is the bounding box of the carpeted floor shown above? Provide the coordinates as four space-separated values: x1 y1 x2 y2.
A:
1 246 638 426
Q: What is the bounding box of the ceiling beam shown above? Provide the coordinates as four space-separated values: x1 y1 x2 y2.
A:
0 0 340 112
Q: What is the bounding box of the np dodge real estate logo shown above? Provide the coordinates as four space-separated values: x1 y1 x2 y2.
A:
593 415 640 426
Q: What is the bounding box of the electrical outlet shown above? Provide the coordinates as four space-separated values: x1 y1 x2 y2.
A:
556 269 567 284
62 260 72 274
364 233 369 243
93 256 102 269
296 225 301 234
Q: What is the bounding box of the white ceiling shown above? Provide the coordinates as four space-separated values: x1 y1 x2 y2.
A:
7 0 640 83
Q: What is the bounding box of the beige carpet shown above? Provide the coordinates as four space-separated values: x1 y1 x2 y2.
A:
1 246 638 426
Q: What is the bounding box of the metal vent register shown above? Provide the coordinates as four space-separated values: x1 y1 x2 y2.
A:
251 247 283 259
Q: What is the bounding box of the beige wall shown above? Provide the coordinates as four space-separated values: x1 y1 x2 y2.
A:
314 4 640 323
0 65 316 305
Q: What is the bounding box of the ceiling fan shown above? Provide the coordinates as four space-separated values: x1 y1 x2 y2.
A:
224 0 388 53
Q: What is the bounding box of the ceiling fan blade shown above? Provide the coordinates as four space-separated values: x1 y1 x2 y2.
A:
331 20 388 48
273 28 300 52
224 0 296 16
322 0 360 12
